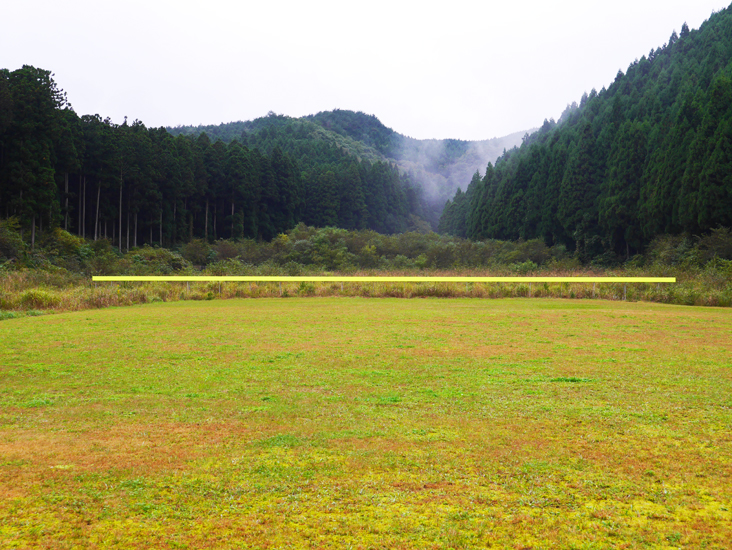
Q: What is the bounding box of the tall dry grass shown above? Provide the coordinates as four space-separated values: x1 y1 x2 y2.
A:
1 265 730 316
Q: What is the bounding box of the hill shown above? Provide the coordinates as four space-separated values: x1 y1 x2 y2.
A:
168 109 531 222
440 4 732 262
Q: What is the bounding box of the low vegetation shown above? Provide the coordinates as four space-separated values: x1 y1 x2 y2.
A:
1 298 730 548
1 222 731 315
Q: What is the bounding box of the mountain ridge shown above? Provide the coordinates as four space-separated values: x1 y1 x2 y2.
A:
167 109 534 216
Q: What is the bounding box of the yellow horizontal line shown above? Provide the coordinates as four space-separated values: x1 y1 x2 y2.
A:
93 276 676 283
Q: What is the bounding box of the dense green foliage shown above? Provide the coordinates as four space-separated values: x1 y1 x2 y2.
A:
0 70 429 250
170 110 528 221
440 6 732 261
3 212 731 276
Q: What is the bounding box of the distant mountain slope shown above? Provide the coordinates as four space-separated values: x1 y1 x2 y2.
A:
440 4 732 261
168 110 532 220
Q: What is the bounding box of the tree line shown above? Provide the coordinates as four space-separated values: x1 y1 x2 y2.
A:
440 7 732 262
0 67 427 251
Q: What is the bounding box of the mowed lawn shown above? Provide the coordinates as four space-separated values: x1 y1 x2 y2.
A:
0 298 730 549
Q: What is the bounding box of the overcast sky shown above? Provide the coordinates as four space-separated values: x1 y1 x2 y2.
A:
3 1 729 140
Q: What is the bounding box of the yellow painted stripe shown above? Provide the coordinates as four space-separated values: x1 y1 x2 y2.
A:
92 276 676 283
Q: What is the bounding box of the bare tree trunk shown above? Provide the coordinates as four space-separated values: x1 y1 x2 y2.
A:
78 175 82 236
134 212 138 248
149 221 152 245
19 190 23 241
118 180 123 252
82 176 87 239
213 203 217 240
231 202 235 239
31 215 35 250
64 172 69 231
94 184 101 241
184 198 192 241
173 201 176 245
126 208 130 252
159 210 163 247
205 198 209 241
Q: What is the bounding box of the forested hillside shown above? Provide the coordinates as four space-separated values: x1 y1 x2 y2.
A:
440 5 732 262
0 68 429 251
169 109 529 219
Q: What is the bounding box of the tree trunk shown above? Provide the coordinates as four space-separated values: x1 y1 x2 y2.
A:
160 210 163 247
173 201 176 245
213 205 217 240
149 220 152 246
134 212 138 248
94 184 101 241
19 190 23 241
82 176 87 239
31 215 35 250
231 202 235 239
64 172 69 232
119 179 123 252
205 198 209 241
126 208 130 252
78 175 82 236
184 198 192 241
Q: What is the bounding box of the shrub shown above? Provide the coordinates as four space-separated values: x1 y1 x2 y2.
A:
697 226 732 261
298 282 316 296
42 228 85 259
128 246 187 273
181 239 215 266
512 260 538 274
18 289 61 309
213 239 240 261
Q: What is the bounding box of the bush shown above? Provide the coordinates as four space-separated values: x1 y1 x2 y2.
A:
182 239 215 266
213 240 241 261
128 246 187 274
512 260 538 274
41 228 85 258
18 289 61 309
697 226 732 262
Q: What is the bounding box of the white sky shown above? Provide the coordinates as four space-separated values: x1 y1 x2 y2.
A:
3 1 729 140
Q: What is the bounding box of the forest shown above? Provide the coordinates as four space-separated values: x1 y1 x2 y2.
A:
3 6 732 268
0 70 430 251
169 109 527 219
439 6 732 263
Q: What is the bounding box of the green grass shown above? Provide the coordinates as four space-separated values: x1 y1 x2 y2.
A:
0 298 731 548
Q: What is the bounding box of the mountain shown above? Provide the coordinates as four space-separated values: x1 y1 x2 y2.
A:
439 4 732 261
168 110 532 225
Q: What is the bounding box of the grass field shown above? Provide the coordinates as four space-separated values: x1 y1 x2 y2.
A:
1 298 730 549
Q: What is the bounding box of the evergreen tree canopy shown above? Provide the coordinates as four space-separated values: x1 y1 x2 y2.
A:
439 4 732 260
